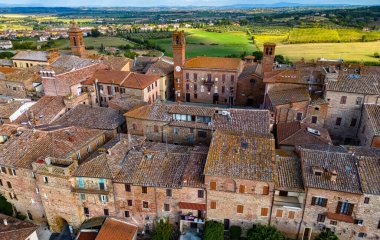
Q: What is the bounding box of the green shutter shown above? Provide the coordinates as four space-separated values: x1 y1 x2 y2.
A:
311 197 316 205
322 198 328 207
336 201 342 214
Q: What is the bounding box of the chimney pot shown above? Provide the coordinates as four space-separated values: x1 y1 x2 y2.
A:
3 219 7 225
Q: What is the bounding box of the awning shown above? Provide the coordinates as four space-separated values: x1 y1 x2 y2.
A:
179 202 206 211
326 212 354 223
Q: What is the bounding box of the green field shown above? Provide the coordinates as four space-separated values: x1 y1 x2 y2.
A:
54 37 134 49
149 28 380 64
151 29 256 57
276 41 380 62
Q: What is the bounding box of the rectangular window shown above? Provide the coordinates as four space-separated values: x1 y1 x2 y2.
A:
194 84 197 91
125 184 131 192
336 117 342 126
207 74 212 81
124 211 130 217
222 86 225 94
311 197 328 207
166 189 172 197
143 201 149 208
296 112 302 121
142 186 147 194
261 208 268 217
128 200 132 206
164 203 170 212
80 193 86 201
6 181 11 188
210 181 217 190
100 195 108 203
237 205 244 213
364 197 370 204
173 128 179 135
194 93 197 99
0 179 2 186
78 177 84 188
193 73 197 80
340 96 347 104
222 74 226 82
198 190 204 198
186 72 189 80
350 118 357 127
1 166 6 174
288 211 295 219
98 179 105 190
8 168 12 176
239 185 245 193
317 214 326 222
312 116 318 124
104 209 109 216
210 201 216 209
330 220 337 225
231 75 235 82
336 201 354 216
354 219 363 225
11 169 16 176
154 125 159 133
262 186 269 195
276 209 283 218
358 233 366 238
84 207 89 217
355 97 362 105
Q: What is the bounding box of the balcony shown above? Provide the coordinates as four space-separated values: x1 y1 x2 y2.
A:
71 182 110 195
326 212 354 223
32 157 77 177
273 195 302 209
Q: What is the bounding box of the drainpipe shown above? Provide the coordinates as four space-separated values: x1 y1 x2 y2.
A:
268 188 275 225
112 180 118 215
297 187 308 240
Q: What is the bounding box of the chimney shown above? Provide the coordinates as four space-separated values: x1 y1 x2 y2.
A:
329 170 337 182
3 219 7 225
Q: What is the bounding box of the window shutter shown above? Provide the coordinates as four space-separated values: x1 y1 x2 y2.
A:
336 201 342 214
263 186 269 195
288 211 295 219
322 198 328 207
210 181 216 190
347 203 354 216
261 208 268 216
311 197 316 206
239 185 245 193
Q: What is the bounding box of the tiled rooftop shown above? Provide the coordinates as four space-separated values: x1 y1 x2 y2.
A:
0 213 38 240
96 218 137 240
12 50 48 61
357 155 380 195
184 57 242 71
299 145 362 194
108 97 145 113
0 101 23 119
124 103 171 121
15 96 65 126
275 151 304 192
52 105 125 130
363 104 380 135
277 122 332 147
326 74 380 95
204 130 275 182
268 87 310 106
50 55 100 74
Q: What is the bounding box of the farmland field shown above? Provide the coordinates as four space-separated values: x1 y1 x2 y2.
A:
150 29 256 57
54 37 135 49
150 28 380 64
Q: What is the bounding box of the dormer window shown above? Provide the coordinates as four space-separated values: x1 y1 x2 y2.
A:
312 166 324 176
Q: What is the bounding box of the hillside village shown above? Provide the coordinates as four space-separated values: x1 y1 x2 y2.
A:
0 21 379 240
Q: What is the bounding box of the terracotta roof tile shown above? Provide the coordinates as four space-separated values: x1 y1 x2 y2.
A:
205 130 275 182
0 101 23 119
300 146 362 194
12 50 48 62
275 151 304 192
95 218 137 240
277 122 332 147
326 212 354 223
268 87 309 106
52 105 125 130
178 202 207 211
363 104 380 135
184 57 242 71
326 74 380 95
357 155 380 195
108 97 145 113
124 103 171 121
0 213 38 240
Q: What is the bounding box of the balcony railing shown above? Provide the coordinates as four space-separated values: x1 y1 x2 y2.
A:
71 182 110 195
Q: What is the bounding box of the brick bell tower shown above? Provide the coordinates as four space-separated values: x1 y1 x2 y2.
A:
262 43 276 74
172 30 186 101
68 21 86 57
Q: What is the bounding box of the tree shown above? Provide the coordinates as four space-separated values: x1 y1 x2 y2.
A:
204 221 224 240
91 29 101 38
152 218 175 240
315 229 339 240
374 52 380 58
0 194 13 216
0 51 15 59
252 51 263 61
247 224 285 240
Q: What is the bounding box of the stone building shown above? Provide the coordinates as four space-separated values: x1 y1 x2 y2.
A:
204 130 276 232
357 104 380 148
172 30 271 106
68 21 86 57
271 151 305 239
324 74 380 144
0 213 38 240
0 124 106 231
82 69 161 106
11 50 60 68
299 145 365 240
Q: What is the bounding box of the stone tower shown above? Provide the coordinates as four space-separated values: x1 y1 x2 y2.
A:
172 30 186 101
262 43 276 74
68 21 86 57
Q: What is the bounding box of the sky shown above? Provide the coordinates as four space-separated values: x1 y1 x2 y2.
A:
2 0 379 7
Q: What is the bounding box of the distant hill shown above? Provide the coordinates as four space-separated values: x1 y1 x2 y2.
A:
221 2 352 9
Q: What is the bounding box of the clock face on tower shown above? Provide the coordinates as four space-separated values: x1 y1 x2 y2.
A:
175 66 181 72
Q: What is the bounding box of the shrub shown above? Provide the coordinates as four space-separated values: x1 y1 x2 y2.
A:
152 218 175 240
315 229 339 240
0 194 13 216
229 225 242 240
247 224 285 240
204 221 224 240
374 52 379 58
16 212 27 220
